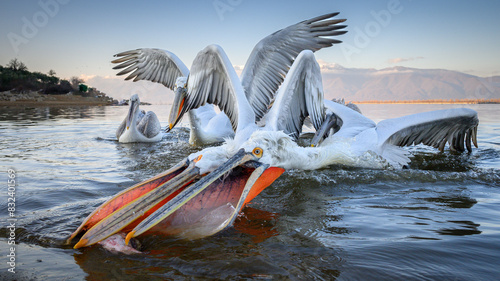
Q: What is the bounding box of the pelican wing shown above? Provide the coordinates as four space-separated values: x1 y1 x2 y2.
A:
184 45 254 132
112 48 190 90
377 108 479 152
264 50 325 140
137 111 161 139
241 12 347 121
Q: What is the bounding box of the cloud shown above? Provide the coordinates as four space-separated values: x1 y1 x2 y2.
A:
387 56 424 64
233 65 244 76
316 59 345 72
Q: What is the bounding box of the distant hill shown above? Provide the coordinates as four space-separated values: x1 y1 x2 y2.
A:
320 65 500 102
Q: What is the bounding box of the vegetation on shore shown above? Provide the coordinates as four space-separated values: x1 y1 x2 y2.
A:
0 59 117 106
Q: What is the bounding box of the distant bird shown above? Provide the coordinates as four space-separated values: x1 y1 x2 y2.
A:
310 99 479 168
70 48 327 248
111 12 347 145
116 94 162 143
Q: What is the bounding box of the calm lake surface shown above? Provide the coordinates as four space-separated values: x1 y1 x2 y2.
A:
0 104 499 280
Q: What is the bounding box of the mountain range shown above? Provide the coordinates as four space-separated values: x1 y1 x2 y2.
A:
319 65 500 102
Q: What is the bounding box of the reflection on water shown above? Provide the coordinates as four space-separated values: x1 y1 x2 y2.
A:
0 104 499 280
436 220 482 236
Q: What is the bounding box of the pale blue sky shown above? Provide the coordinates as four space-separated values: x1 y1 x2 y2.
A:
1 0 499 81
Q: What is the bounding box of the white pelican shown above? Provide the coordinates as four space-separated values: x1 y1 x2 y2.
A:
116 94 162 143
111 12 347 144
69 48 327 248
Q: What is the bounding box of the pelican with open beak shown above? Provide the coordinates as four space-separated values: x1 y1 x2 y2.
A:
68 145 284 248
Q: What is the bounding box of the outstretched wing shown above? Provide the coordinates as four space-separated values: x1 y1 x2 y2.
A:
377 108 479 152
112 48 189 90
182 45 255 132
241 12 347 121
264 50 325 140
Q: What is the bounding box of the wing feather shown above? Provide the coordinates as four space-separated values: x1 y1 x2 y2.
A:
377 108 479 152
264 50 325 139
184 45 254 132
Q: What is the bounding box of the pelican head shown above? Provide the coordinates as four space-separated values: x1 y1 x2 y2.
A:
167 77 188 132
126 94 141 130
311 112 342 147
69 142 284 248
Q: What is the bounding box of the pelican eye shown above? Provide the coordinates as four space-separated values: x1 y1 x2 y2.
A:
252 147 263 158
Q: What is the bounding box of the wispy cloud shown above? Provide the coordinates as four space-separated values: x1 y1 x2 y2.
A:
387 56 424 64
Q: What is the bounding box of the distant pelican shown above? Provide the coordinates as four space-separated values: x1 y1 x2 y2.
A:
111 12 347 145
116 94 162 143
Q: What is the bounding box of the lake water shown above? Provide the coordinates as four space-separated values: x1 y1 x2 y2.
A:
0 104 499 280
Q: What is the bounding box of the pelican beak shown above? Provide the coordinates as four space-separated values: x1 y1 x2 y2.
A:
166 87 186 133
71 158 200 248
71 149 284 249
126 99 139 130
311 113 339 147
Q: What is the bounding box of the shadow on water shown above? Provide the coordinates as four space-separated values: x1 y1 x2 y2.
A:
1 105 500 280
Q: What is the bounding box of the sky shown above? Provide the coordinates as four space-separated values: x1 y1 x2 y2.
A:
1 0 499 103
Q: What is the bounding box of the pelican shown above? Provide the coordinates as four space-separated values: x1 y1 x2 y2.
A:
308 100 479 168
69 48 327 249
116 94 162 143
111 12 347 144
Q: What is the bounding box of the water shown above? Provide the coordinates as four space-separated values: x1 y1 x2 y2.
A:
0 104 499 280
